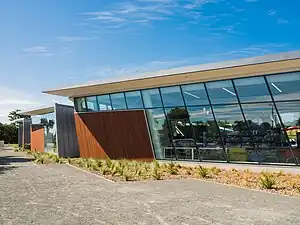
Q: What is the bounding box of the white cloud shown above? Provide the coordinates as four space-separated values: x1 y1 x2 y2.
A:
277 18 288 24
0 86 40 123
267 9 276 16
0 86 71 124
23 46 52 56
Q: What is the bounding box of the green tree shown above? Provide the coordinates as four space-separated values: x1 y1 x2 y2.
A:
8 109 30 121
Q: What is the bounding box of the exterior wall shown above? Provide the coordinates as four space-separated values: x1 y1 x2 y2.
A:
31 125 44 152
23 118 31 146
55 103 79 158
74 110 154 161
18 124 23 147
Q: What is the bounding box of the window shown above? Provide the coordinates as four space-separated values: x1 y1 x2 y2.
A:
86 96 99 112
212 104 252 162
187 106 223 161
266 72 300 101
241 103 294 164
233 77 271 103
181 83 209 106
206 80 238 104
146 108 172 159
74 98 86 112
125 91 143 109
160 86 184 107
142 88 163 108
110 93 127 110
275 101 300 150
97 95 112 111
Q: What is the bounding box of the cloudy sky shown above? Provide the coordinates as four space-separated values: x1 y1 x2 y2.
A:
0 0 299 123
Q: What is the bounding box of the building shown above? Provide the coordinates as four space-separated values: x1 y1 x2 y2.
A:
44 51 300 165
9 118 31 148
20 103 79 158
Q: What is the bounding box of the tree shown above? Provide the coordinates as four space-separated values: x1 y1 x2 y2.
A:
0 122 18 143
8 109 30 121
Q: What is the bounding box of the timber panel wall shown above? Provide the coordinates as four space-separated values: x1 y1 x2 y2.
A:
31 125 44 152
74 110 154 161
55 103 79 158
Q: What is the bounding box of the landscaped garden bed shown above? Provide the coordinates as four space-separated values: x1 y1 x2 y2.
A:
18 148 300 198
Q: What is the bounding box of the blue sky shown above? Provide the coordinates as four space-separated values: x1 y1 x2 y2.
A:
0 0 300 122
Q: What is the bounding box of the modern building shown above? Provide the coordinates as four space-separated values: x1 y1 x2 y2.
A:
9 118 31 148
20 103 79 158
44 51 300 165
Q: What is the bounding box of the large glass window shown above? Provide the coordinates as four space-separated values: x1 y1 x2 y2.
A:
181 83 209 106
146 108 172 159
266 72 300 101
187 106 223 161
74 98 86 112
160 86 185 107
241 103 296 164
212 104 252 162
206 80 238 104
142 88 163 108
125 91 143 109
165 107 195 160
86 96 99 112
97 95 112 111
110 93 127 110
275 101 300 155
234 77 271 103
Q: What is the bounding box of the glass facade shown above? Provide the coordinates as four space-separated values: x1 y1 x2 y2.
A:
74 71 300 165
32 112 57 154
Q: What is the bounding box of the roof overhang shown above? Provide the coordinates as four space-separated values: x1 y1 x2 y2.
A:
19 106 54 116
43 50 300 98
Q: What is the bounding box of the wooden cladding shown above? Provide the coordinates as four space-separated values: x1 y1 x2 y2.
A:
74 110 154 161
31 125 44 152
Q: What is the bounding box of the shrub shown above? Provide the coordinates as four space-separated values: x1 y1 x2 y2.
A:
166 162 179 175
197 165 210 178
152 167 162 180
210 167 222 176
260 172 276 189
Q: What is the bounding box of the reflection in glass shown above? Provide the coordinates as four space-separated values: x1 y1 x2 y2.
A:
241 103 296 164
206 80 238 104
125 91 143 109
165 107 195 160
275 101 300 162
110 93 127 110
32 112 57 154
234 77 271 102
74 98 86 112
86 96 99 112
267 72 300 101
142 89 163 108
146 108 172 159
182 83 209 106
187 106 224 161
213 104 252 162
97 95 112 111
160 86 184 107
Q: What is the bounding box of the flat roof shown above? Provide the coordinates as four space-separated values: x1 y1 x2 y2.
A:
43 50 300 98
19 106 54 116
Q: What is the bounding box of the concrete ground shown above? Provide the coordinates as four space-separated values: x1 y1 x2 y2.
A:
1 149 300 225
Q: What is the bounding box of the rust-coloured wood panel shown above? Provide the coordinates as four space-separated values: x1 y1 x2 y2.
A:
74 110 154 161
31 125 44 152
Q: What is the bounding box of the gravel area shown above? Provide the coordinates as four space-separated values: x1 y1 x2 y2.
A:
1 150 300 225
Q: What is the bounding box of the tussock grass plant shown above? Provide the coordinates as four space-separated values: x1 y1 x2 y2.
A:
197 165 210 178
260 172 276 189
